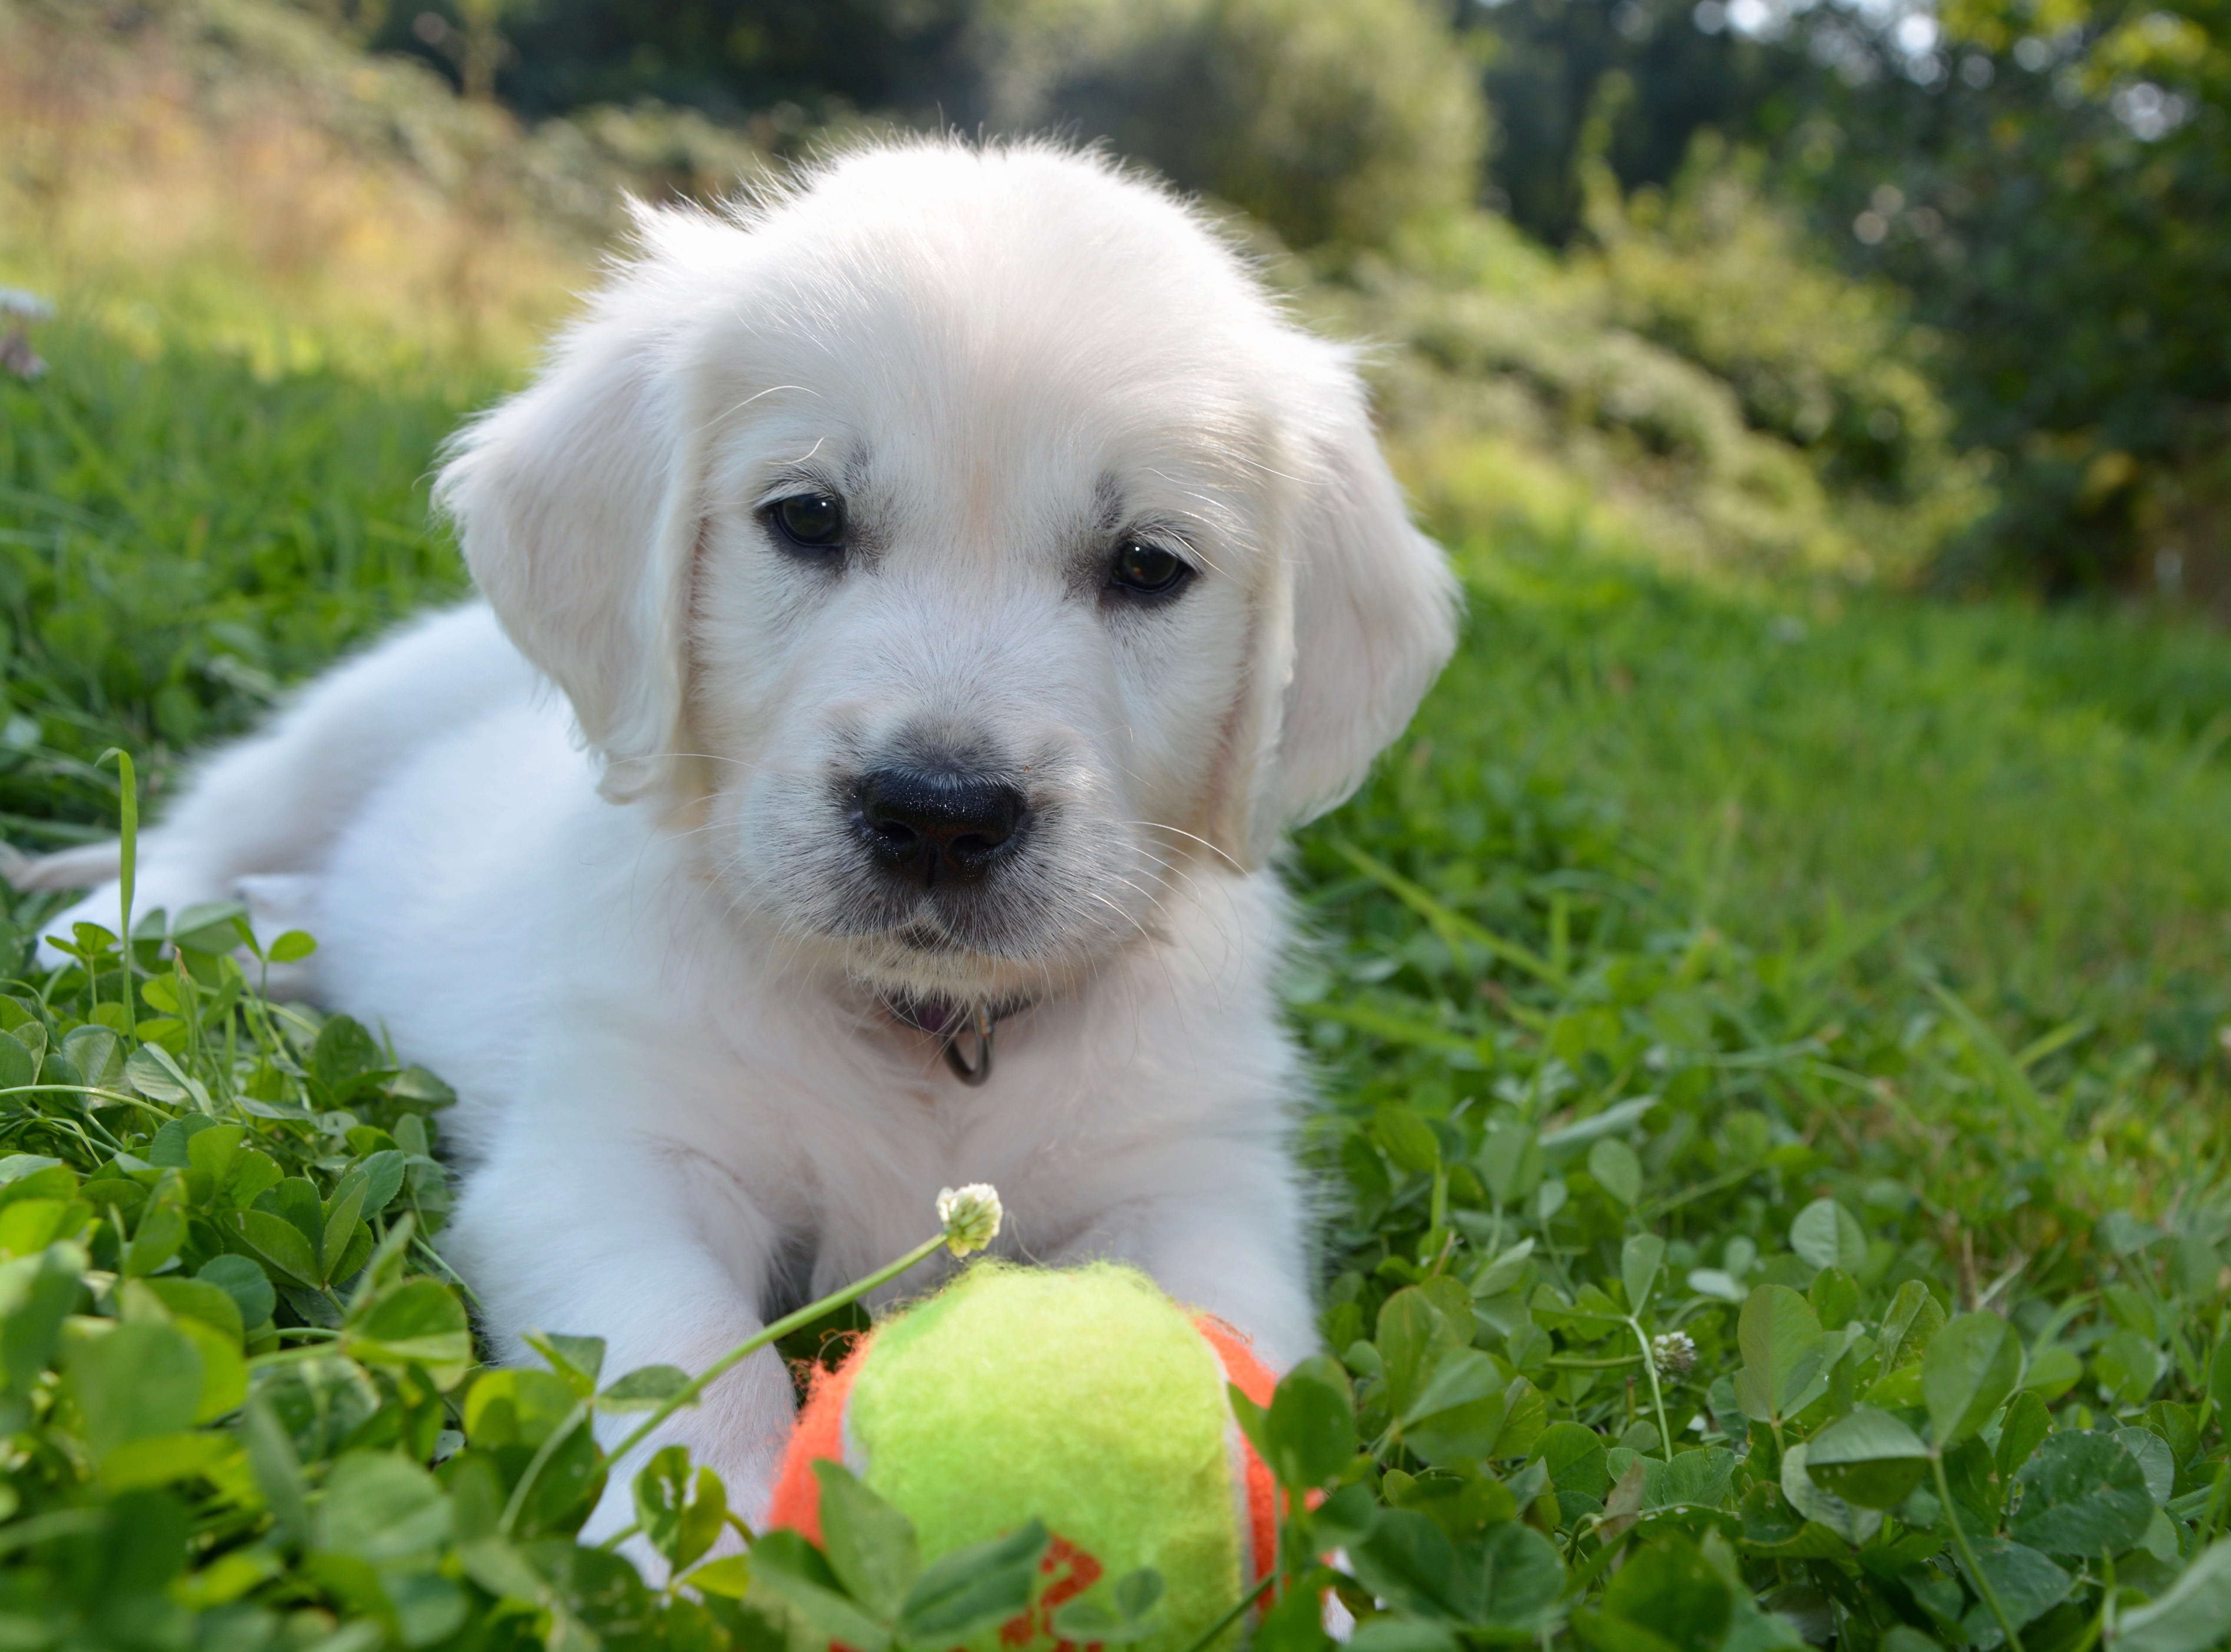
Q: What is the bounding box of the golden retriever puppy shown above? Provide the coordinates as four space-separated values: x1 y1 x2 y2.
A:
24 140 1456 1530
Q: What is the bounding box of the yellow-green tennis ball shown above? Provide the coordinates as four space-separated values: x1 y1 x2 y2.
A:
767 1262 1280 1649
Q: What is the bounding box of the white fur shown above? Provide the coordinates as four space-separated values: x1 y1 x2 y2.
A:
24 142 1456 1530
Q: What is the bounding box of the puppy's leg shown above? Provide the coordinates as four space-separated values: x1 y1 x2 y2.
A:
444 1127 799 1546
17 605 532 962
1047 1157 1319 1371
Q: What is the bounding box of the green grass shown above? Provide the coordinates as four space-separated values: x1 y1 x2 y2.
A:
3 323 2230 1650
1291 523 2231 1402
0 323 484 849
1351 534 2231 1068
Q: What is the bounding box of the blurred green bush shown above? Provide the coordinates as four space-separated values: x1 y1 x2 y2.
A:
372 0 2231 608
973 0 1486 250
5 0 1989 592
1821 0 2231 604
1306 149 1985 585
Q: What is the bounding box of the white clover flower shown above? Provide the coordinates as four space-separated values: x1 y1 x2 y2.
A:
0 291 50 382
1651 1330 1697 1379
936 1183 1003 1256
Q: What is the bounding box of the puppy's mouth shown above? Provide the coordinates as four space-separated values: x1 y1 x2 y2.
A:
860 911 1007 964
887 919 959 955
831 905 1056 999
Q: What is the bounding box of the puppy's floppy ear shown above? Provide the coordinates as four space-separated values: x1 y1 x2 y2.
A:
1245 360 1459 861
435 235 708 803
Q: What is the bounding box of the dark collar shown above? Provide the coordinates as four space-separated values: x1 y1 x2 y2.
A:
884 993 1031 1087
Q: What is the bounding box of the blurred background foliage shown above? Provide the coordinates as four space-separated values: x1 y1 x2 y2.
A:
327 0 2228 606
5 0 2227 601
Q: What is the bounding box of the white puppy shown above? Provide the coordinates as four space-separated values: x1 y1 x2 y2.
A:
23 141 1455 1526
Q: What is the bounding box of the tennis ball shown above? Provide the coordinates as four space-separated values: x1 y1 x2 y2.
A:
766 1262 1280 1649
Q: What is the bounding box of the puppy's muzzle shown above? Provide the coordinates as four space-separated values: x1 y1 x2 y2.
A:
851 766 1027 889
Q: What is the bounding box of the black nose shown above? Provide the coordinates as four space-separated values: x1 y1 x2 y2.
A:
854 767 1027 887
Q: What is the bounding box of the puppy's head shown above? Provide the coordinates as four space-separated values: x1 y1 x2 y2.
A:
437 142 1456 1003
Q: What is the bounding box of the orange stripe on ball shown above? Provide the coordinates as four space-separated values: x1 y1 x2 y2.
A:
1189 1315 1279 1587
765 1339 871 1544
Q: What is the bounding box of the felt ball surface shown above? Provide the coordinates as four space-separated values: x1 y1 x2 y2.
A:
767 1262 1278 1651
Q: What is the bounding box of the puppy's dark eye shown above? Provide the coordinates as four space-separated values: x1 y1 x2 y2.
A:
1109 539 1189 597
768 492 846 552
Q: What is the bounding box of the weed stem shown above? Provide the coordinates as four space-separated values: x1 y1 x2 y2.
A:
1933 1449 2023 1652
1627 1317 1674 1460
1172 1569 1275 1652
501 1400 590 1536
610 1230 947 1465
98 748 136 1042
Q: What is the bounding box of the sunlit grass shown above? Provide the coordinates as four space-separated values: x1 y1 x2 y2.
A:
1433 533 2231 1053
1294 528 2231 1250
0 2 587 380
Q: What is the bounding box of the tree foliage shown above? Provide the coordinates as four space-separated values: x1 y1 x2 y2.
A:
967 0 1488 249
1453 0 2231 593
382 0 2231 595
1805 0 2231 593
